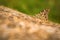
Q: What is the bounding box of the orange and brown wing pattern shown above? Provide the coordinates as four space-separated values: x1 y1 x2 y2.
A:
35 8 50 21
0 6 60 40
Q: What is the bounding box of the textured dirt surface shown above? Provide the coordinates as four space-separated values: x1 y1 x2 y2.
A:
0 6 60 40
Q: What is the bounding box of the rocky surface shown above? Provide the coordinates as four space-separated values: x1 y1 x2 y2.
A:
0 6 60 40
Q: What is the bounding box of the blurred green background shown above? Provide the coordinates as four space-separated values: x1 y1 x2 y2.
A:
0 0 60 23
